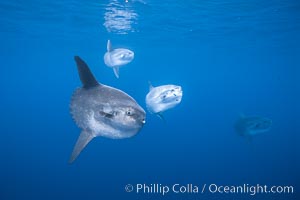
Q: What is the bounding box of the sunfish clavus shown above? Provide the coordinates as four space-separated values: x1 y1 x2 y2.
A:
69 56 145 163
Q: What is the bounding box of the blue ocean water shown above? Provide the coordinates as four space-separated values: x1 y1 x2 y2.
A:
0 0 299 199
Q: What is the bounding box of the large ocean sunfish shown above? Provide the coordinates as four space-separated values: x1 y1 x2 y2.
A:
104 40 134 78
69 56 145 163
235 114 272 138
145 82 183 119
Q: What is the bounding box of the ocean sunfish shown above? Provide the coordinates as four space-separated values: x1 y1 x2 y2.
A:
69 56 145 163
235 115 272 137
104 40 134 78
145 82 183 119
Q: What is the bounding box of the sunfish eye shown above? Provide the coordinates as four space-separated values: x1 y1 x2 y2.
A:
126 110 132 116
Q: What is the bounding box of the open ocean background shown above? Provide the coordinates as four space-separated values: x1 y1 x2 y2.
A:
0 0 299 199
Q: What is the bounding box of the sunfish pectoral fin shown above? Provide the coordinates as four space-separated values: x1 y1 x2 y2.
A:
113 67 120 78
99 111 114 119
69 130 95 164
107 40 112 52
74 56 99 89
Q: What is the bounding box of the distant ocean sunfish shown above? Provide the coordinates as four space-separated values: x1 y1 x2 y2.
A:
104 40 134 78
69 56 145 163
235 115 272 137
145 83 183 119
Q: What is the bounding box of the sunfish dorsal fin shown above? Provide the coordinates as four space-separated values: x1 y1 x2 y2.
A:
107 40 112 52
74 56 99 89
113 66 119 78
148 81 154 91
69 130 95 163
239 113 246 119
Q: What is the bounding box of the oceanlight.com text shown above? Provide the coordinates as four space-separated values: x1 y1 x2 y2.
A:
207 183 294 195
124 183 294 196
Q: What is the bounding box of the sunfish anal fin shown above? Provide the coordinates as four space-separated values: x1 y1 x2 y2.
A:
74 56 99 89
69 130 95 163
113 67 120 78
157 112 166 123
107 40 112 52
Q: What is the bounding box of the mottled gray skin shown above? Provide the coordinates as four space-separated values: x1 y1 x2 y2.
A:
235 115 272 137
71 86 145 139
69 56 145 163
